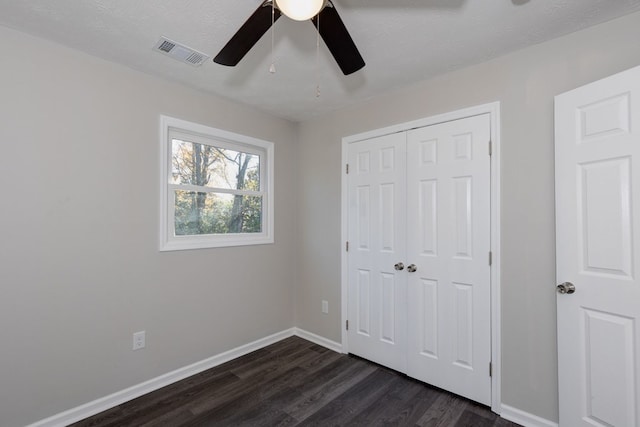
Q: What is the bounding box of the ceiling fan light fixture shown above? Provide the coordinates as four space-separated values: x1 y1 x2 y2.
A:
275 0 324 21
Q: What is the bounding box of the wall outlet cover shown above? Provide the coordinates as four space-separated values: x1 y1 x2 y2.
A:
133 331 146 350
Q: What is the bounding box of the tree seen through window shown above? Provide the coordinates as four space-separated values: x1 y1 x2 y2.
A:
171 139 262 236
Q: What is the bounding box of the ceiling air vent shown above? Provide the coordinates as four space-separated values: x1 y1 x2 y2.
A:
153 37 210 67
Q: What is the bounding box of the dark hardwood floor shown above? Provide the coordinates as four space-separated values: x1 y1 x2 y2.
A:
71 336 520 427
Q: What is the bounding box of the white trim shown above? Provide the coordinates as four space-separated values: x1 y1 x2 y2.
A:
293 328 343 353
340 102 502 411
500 404 559 427
27 328 341 427
487 102 502 414
159 115 275 251
28 329 296 427
340 138 350 354
343 103 499 144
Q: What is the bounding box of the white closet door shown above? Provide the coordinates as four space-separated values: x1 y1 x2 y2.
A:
347 132 408 373
346 114 492 405
406 114 492 405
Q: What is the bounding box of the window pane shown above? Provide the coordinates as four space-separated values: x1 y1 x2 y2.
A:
171 139 260 191
174 191 262 236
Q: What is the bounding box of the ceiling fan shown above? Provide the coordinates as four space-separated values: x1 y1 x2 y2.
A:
213 0 365 75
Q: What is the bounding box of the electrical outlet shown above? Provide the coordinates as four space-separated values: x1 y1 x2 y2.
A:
132 331 146 350
322 300 329 314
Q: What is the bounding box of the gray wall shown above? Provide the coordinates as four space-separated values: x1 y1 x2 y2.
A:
0 26 298 427
294 11 640 423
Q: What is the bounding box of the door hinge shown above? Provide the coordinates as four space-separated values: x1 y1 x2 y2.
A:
489 362 493 377
346 241 349 252
346 320 349 331
346 163 349 174
489 251 493 266
488 140 492 156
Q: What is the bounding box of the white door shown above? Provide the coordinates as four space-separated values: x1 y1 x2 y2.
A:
555 65 640 427
347 114 492 404
406 114 492 405
347 132 407 373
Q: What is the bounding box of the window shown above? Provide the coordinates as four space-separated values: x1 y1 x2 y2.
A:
160 116 274 251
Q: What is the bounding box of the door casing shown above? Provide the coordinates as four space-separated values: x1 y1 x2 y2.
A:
340 102 502 413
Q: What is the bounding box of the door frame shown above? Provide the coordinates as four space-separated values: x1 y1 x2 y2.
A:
340 102 502 413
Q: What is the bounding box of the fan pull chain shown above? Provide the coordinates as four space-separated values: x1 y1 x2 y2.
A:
315 12 320 98
270 0 276 74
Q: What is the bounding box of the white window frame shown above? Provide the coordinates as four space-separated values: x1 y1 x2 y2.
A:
159 115 274 251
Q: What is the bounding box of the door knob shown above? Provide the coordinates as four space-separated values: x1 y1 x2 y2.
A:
557 282 575 294
407 264 417 273
394 262 405 271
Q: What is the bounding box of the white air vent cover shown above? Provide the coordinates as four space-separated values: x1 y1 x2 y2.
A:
153 37 210 66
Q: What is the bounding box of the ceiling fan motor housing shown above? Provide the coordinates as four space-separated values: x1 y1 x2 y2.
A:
275 0 326 21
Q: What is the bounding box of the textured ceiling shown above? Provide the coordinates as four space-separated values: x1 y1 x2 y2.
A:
1 0 640 122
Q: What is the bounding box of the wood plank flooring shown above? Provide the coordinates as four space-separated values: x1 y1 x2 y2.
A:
71 336 521 427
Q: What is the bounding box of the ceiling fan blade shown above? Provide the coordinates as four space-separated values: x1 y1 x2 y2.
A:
312 2 365 75
214 1 281 66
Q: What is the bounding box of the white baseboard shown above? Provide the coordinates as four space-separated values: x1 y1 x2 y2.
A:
28 328 299 427
293 328 343 353
28 328 342 427
28 329 560 427
500 404 558 427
